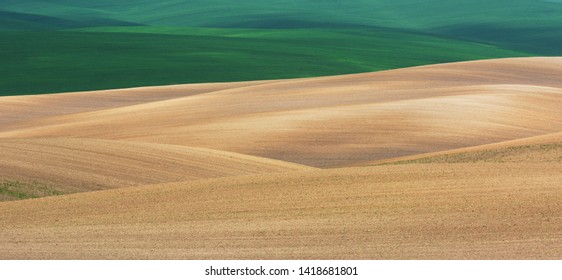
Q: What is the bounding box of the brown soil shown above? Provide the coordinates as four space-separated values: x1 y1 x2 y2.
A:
1 57 561 259
1 163 560 259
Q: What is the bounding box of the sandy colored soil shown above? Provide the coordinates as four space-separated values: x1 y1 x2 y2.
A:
0 81 268 131
2 57 561 167
356 132 562 166
0 138 313 192
1 163 561 259
0 57 561 259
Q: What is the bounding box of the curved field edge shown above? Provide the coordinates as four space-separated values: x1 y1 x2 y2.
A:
0 57 561 259
2 57 560 168
0 28 528 96
0 179 66 201
0 162 561 259
358 132 562 166
383 143 562 165
0 137 314 201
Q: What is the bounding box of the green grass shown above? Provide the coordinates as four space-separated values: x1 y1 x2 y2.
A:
0 179 65 201
0 1 560 96
0 28 528 96
434 24 562 55
3 0 562 30
0 10 86 31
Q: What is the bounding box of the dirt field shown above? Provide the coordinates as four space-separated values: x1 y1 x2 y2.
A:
1 163 560 259
2 57 561 167
0 137 313 195
1 57 561 259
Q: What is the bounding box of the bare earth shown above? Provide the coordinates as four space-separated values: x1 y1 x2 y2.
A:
0 137 312 192
0 57 561 259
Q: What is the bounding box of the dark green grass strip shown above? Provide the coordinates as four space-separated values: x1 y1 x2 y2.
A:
0 28 529 96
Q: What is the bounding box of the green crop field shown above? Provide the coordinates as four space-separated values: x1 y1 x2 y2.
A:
3 0 561 30
0 0 560 95
0 28 528 96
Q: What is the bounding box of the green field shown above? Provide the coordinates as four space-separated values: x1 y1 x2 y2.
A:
0 28 529 96
0 0 560 96
3 0 561 30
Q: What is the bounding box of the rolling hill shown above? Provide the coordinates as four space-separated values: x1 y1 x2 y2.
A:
0 28 527 96
2 0 562 30
1 57 561 259
2 0 562 260
1 0 561 96
359 132 562 166
2 57 561 167
0 137 313 200
1 162 560 259
0 10 88 31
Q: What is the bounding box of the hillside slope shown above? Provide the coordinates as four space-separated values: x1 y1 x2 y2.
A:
0 28 526 96
0 138 312 201
1 57 561 259
1 162 560 259
0 11 87 30
2 0 561 54
358 132 562 166
2 0 561 30
2 57 560 167
1 0 560 96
